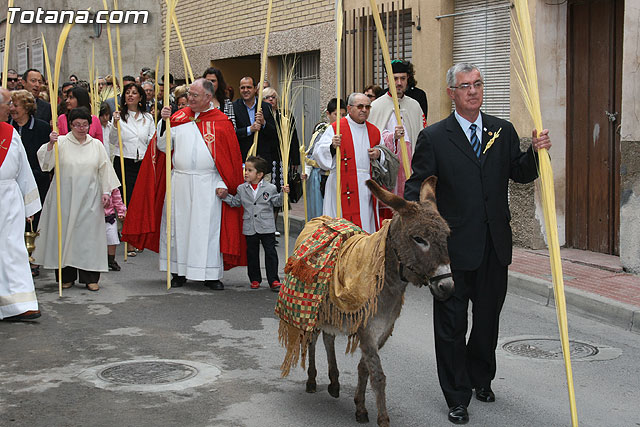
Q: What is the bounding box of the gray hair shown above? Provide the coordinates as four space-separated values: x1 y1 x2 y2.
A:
194 78 215 97
0 88 9 103
446 63 484 88
347 92 367 105
141 80 154 89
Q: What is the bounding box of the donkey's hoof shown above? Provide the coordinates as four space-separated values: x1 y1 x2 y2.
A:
355 409 369 423
305 381 317 393
376 415 390 427
328 382 340 398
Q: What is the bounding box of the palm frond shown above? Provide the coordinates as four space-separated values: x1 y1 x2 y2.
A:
511 2 578 425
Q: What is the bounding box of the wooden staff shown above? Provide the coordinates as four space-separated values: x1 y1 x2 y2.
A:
154 56 160 128
102 0 128 262
164 0 176 290
368 0 410 179
512 1 577 425
94 67 100 117
248 0 273 159
2 0 13 88
104 0 128 261
170 5 194 84
335 0 343 217
301 112 308 222
41 23 74 296
88 43 99 117
114 0 125 91
87 59 94 110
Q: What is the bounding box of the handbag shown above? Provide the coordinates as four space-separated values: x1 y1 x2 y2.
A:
287 166 303 203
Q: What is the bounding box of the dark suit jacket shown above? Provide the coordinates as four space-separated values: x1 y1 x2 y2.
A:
34 98 52 125
404 112 538 270
233 98 278 163
405 86 428 120
9 115 51 201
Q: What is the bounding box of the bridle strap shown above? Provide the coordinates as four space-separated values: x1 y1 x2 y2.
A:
392 246 450 286
429 273 452 285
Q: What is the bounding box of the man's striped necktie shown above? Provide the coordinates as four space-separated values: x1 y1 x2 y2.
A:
469 124 481 158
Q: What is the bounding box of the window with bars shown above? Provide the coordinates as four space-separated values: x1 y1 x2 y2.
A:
371 8 413 87
342 3 413 96
278 51 321 149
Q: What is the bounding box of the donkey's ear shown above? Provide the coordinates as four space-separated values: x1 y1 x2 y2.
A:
366 179 411 214
419 176 438 204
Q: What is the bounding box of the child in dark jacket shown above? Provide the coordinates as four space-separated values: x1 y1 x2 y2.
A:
221 156 289 291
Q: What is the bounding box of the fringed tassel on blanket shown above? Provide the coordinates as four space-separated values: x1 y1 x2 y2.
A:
284 256 321 285
278 320 312 377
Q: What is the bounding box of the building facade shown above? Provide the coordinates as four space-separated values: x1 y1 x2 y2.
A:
0 0 162 92
2 1 638 272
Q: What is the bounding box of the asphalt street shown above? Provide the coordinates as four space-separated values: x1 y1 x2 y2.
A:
1 238 639 427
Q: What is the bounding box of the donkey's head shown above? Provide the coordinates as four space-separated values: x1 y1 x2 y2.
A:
367 178 454 301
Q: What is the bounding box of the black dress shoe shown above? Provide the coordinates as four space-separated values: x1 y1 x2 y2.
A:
448 405 469 424
171 275 186 288
475 386 496 402
205 280 224 290
108 260 121 271
5 310 41 321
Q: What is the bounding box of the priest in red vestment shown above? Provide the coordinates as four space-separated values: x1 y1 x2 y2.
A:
312 92 390 233
122 78 245 290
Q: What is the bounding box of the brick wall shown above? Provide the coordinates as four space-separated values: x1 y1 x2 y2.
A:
165 0 335 51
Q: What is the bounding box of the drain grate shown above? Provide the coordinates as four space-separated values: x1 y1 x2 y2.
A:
98 361 199 385
502 338 599 360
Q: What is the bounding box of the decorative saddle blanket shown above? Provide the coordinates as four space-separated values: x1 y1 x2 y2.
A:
275 215 390 376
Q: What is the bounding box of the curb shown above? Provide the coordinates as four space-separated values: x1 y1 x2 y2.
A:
508 271 640 334
279 213 639 334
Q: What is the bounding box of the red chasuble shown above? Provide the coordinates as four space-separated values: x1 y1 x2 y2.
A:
0 122 14 168
331 117 380 229
122 107 247 270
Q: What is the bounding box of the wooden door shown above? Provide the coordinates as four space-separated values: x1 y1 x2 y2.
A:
566 0 623 255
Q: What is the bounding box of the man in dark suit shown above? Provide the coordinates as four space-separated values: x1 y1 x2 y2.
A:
22 69 51 125
404 63 551 425
232 76 278 165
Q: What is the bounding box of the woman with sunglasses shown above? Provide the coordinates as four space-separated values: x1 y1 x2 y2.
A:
33 107 120 291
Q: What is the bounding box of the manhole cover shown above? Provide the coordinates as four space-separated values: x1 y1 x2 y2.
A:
502 338 598 360
98 361 199 385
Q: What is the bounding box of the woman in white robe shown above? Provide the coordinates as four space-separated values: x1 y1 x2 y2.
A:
0 124 42 320
32 107 120 291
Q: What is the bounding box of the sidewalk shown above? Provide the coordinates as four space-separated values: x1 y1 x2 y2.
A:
281 201 640 334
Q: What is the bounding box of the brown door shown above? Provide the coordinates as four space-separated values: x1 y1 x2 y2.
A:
566 0 623 255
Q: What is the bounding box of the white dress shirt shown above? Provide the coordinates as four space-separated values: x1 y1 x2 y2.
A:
109 111 156 161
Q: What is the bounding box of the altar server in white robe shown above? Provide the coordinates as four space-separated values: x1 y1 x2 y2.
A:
33 107 120 291
314 92 386 234
0 88 42 320
156 78 245 290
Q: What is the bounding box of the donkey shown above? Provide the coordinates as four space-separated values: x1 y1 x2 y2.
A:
304 177 454 427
